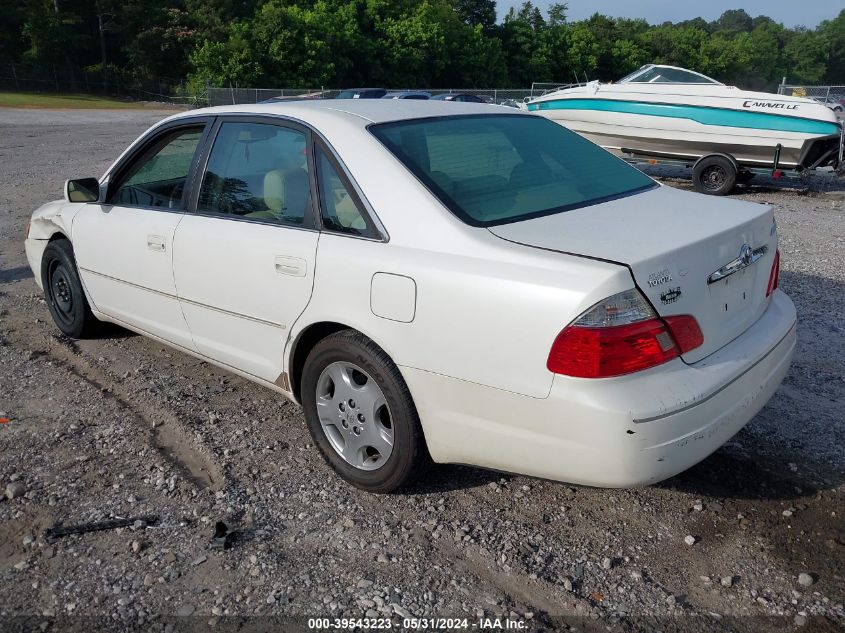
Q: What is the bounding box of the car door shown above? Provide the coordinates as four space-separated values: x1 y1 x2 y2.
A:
72 119 211 349
172 117 319 382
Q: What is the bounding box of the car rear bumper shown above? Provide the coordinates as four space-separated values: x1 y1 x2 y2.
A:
402 290 797 487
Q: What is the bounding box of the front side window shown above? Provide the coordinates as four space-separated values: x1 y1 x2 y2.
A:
370 114 656 227
315 146 378 238
109 126 203 208
197 122 312 227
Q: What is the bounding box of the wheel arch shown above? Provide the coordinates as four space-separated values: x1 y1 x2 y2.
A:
288 320 409 405
288 321 358 403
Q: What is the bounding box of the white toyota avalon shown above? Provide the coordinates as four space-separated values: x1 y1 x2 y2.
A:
24 101 796 492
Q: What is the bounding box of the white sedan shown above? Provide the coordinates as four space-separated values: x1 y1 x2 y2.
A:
24 101 796 492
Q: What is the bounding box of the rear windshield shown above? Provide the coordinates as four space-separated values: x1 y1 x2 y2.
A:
370 114 656 226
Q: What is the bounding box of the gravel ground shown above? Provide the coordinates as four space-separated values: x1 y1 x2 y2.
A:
0 108 843 633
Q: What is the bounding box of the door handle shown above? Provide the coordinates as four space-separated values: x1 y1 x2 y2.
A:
147 235 166 252
274 256 307 277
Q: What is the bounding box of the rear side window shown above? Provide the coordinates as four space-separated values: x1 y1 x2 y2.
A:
315 146 379 239
197 122 312 227
370 114 655 227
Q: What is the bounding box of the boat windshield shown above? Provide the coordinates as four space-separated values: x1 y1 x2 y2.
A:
618 65 721 85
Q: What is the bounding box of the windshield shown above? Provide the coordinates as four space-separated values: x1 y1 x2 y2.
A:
370 115 656 227
619 65 720 85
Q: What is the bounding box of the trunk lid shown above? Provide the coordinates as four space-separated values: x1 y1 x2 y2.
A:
488 185 777 363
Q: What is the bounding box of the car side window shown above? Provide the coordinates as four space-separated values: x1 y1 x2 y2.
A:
197 122 312 227
315 146 378 239
109 127 204 209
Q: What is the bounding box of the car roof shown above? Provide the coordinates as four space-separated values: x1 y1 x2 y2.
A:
169 99 525 127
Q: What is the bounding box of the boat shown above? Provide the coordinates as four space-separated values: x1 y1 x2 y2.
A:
526 64 844 193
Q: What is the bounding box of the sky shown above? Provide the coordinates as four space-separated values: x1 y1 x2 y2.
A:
496 0 840 28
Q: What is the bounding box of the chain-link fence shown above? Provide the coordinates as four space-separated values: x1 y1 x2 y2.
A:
778 83 845 115
207 87 549 108
0 61 202 106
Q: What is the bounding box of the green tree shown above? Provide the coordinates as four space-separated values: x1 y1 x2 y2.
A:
819 9 845 83
453 0 496 32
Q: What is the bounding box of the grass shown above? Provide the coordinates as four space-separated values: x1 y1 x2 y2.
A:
0 91 166 109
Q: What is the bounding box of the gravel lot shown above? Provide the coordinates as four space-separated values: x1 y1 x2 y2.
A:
0 108 843 632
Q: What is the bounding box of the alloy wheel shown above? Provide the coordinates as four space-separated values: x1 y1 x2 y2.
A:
315 361 394 471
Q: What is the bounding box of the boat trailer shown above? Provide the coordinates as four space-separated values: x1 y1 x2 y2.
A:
620 122 845 196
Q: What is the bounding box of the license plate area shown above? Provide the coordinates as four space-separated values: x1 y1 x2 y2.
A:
708 267 756 315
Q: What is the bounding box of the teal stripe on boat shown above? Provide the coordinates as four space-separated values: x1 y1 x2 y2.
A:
527 99 840 136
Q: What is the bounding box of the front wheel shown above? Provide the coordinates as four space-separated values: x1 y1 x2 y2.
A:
301 330 427 493
41 239 101 338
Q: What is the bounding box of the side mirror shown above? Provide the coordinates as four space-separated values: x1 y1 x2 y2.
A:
65 178 101 203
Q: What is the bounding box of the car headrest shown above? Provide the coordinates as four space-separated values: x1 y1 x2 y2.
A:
263 170 284 215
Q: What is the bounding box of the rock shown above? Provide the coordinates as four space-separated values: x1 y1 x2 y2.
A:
684 535 696 546
117 596 133 607
391 604 412 619
693 501 704 511
192 555 208 567
798 573 814 587
376 553 389 563
794 614 808 626
357 579 374 589
602 557 612 570
131 541 142 554
22 534 34 546
563 578 573 591
721 576 733 588
783 509 794 518
6 481 26 500
176 604 195 617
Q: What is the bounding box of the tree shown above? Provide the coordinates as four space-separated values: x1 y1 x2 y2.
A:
819 9 845 83
453 0 495 33
713 9 753 36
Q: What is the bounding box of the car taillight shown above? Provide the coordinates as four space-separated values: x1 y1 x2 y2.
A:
766 249 780 297
547 289 703 378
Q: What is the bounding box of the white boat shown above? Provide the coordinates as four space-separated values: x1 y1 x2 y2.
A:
527 65 844 190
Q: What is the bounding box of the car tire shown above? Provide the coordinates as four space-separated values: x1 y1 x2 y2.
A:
301 329 428 493
41 239 101 338
693 155 737 196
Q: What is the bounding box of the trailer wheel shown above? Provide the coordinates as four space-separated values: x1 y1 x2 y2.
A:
693 155 737 196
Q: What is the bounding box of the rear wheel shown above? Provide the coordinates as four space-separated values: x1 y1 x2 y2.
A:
301 330 427 493
693 155 737 196
41 239 100 338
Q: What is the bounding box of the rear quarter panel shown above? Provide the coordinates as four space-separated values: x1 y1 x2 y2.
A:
298 227 632 399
